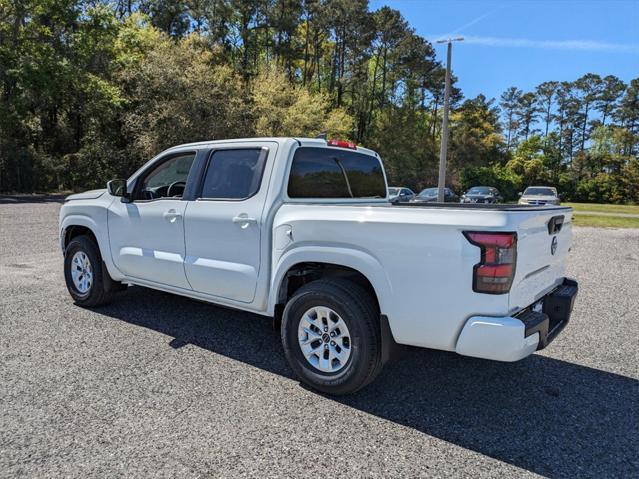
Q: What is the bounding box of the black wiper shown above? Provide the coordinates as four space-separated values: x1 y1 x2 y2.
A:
332 157 354 198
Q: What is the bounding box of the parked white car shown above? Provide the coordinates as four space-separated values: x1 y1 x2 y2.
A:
60 137 578 394
388 186 415 203
519 186 561 205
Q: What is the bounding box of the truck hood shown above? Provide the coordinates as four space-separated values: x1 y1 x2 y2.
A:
65 189 106 201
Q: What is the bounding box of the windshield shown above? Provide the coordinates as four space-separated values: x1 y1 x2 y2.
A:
418 188 438 196
467 187 491 194
388 188 399 195
524 187 556 196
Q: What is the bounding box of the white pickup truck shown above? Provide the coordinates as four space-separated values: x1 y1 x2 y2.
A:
59 137 578 394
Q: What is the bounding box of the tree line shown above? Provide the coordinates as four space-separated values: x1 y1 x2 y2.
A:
487 76 639 203
1 0 637 203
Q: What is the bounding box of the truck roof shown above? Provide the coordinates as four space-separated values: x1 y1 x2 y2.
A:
164 137 380 158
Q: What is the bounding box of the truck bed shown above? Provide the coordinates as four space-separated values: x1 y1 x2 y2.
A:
274 200 573 350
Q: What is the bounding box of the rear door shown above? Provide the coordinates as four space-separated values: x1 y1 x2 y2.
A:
183 143 276 303
508 207 573 310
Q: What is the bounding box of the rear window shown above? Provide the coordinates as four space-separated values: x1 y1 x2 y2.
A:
287 147 386 199
418 188 437 196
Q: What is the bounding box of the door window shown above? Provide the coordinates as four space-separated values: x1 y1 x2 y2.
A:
199 148 267 200
137 153 196 200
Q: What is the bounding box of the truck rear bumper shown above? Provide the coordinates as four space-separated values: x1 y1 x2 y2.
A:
455 278 578 362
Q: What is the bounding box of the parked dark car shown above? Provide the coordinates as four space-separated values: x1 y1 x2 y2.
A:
388 187 415 203
460 186 503 204
409 187 459 204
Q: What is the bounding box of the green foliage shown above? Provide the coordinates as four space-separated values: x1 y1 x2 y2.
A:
0 0 637 205
460 164 522 201
561 125 639 204
252 67 353 138
120 34 250 161
506 136 551 186
574 173 626 204
450 95 505 171
367 105 438 190
623 158 639 204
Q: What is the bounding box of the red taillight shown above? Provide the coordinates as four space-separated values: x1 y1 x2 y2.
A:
464 232 517 294
327 139 357 149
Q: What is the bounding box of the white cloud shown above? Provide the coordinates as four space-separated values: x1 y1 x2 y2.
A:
449 6 504 35
454 35 639 53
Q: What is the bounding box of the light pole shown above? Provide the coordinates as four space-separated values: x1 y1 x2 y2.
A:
436 37 463 202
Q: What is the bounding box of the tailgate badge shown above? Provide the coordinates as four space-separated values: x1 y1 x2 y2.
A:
551 236 558 255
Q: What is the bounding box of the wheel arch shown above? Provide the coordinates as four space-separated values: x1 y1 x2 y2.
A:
271 246 398 367
63 224 98 250
269 246 393 318
60 214 122 280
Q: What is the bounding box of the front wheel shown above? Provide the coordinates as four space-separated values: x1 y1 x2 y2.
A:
281 279 382 395
64 235 118 307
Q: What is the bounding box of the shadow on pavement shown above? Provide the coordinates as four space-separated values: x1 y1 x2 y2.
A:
0 194 66 204
95 285 638 478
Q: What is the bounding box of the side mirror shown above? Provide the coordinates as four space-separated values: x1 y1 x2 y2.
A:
518 192 523 197
107 179 131 202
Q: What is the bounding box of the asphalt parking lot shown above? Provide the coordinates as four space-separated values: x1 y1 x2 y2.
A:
1 199 638 478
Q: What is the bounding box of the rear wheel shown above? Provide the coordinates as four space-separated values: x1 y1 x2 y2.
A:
64 235 119 307
281 278 382 395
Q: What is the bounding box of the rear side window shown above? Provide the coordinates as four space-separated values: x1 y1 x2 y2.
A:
288 147 386 199
199 148 266 200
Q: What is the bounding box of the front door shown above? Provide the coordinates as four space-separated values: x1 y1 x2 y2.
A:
183 144 275 303
108 152 197 289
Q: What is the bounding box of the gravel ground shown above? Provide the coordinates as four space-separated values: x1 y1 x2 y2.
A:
1 200 638 478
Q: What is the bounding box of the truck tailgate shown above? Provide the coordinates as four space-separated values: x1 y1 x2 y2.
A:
509 207 573 312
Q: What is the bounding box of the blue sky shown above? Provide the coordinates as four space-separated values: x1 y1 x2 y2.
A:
370 0 639 101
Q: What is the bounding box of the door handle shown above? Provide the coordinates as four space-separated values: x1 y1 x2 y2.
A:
163 209 182 223
232 214 257 228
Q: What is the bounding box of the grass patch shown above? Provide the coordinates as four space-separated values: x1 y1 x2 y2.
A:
564 202 639 215
572 214 639 228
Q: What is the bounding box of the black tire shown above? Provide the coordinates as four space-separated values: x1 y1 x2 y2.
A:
281 278 382 395
64 235 118 307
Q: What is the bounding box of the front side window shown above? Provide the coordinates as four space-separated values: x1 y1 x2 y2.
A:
137 153 196 200
288 147 386 199
200 148 266 200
